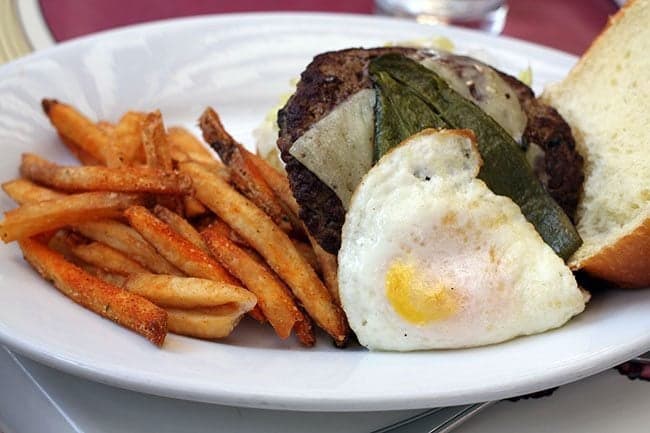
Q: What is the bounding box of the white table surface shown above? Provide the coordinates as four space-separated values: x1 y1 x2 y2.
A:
1 345 648 433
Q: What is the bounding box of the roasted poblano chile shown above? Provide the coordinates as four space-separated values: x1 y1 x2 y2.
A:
372 70 449 161
369 53 582 259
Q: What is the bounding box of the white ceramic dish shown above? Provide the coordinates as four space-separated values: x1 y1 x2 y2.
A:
0 13 648 412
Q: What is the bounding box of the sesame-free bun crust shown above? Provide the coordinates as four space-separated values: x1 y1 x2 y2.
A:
577 218 650 288
543 0 650 288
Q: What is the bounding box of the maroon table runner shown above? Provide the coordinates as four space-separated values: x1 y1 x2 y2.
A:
40 0 617 55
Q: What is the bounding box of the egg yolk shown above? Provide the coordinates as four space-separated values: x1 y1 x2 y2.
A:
385 260 457 325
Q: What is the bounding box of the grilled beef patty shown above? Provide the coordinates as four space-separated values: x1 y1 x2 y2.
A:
278 47 583 254
497 72 584 217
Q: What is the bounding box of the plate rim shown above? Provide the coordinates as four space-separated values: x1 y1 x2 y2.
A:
0 11 579 72
3 324 649 412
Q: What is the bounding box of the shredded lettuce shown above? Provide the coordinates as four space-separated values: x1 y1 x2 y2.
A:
253 79 296 173
518 65 533 86
386 36 455 52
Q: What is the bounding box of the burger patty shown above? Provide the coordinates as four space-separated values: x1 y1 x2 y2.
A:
277 47 413 254
278 47 584 254
497 72 584 218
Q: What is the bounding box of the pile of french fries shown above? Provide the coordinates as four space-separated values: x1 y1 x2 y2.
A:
0 100 349 347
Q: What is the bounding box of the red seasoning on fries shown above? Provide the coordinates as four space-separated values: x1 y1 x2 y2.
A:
123 274 256 311
202 224 305 341
124 205 238 285
108 111 146 167
142 110 173 171
19 237 167 346
74 219 183 276
0 192 144 243
2 98 355 348
42 99 110 165
200 108 294 233
181 161 349 345
20 153 192 195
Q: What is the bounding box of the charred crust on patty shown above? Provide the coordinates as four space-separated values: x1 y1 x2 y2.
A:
497 72 584 219
278 47 415 253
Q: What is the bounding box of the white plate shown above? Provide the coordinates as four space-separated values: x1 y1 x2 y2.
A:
0 13 648 412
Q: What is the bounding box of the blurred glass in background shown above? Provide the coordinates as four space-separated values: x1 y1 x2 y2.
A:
375 0 508 34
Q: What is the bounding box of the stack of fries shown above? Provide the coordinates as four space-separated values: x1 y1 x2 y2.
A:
0 100 349 347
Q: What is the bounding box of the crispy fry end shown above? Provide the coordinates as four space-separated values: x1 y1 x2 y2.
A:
19 237 167 346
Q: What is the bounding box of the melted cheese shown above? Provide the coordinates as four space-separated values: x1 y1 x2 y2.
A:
289 89 375 209
420 53 527 143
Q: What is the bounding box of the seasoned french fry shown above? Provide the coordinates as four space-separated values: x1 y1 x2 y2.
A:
20 153 192 195
78 261 128 287
19 237 167 346
74 219 182 275
123 274 256 310
47 230 130 288
181 161 349 344
61 136 103 166
248 305 266 323
198 222 272 326
199 107 293 233
291 238 320 273
169 147 222 172
169 146 190 164
141 112 160 168
206 115 303 234
202 225 304 340
245 148 305 235
245 145 299 214
201 222 271 318
0 192 144 243
167 216 271 325
153 204 209 253
106 112 146 167
47 230 127 286
141 111 172 170
2 179 66 204
167 127 217 166
96 121 114 135
47 229 78 258
207 218 249 247
307 233 340 305
183 196 208 217
203 220 292 327
293 309 316 347
192 215 216 233
70 241 149 276
166 305 249 339
197 108 241 166
42 99 109 165
124 205 238 285
141 111 184 212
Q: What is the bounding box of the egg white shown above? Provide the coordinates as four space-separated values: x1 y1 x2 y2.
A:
338 129 588 351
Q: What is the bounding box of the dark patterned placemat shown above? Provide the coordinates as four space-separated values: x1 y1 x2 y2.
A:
617 361 650 381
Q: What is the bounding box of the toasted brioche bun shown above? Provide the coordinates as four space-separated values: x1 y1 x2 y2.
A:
542 0 650 288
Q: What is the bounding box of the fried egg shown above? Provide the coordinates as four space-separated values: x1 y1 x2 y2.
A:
338 129 588 351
